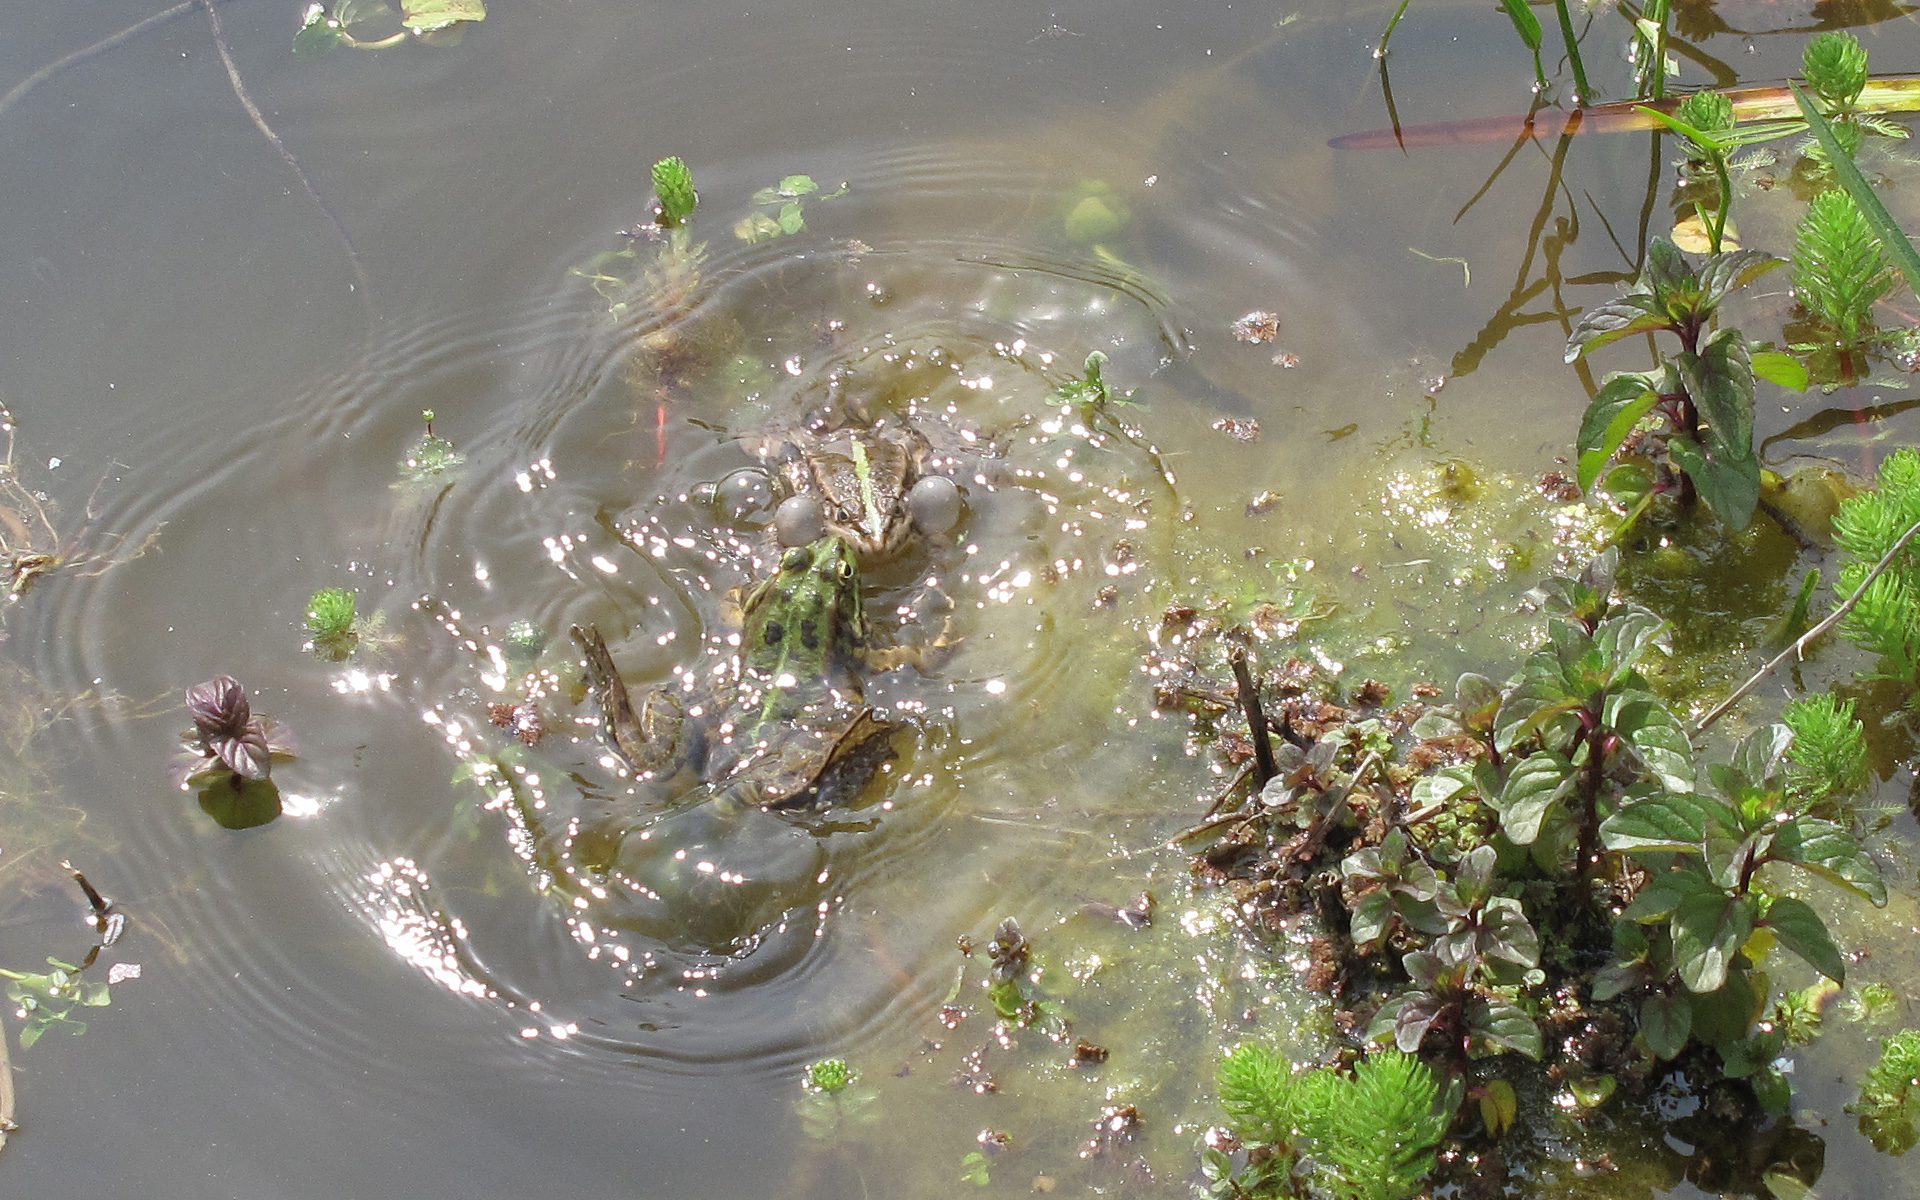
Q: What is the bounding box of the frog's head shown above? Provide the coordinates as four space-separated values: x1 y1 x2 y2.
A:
774 430 963 563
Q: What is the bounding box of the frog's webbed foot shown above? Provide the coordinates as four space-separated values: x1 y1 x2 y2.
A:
863 584 958 674
571 624 684 776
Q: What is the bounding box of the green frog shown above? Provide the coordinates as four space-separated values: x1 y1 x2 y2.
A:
766 422 966 564
572 533 900 811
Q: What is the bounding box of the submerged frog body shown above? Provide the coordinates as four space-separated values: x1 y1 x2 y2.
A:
573 533 900 811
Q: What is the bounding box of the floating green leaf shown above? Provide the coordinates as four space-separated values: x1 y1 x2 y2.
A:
401 0 485 33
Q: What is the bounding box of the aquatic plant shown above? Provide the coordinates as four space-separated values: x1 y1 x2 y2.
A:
1792 81 1920 300
1791 190 1895 347
1780 693 1869 806
1831 449 1920 682
294 0 487 53
184 676 277 782
1849 1029 1920 1154
399 410 463 483
796 1055 878 1140
805 1056 852 1094
305 586 360 659
1844 983 1901 1025
1051 351 1141 423
1597 719 1885 1107
1214 1044 1454 1200
652 156 697 228
1376 0 1589 103
979 917 1069 1038
1566 238 1808 529
733 174 845 244
1058 180 1131 246
0 957 112 1047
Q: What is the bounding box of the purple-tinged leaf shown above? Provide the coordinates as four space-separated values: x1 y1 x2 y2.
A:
209 717 273 780
186 676 252 741
1480 897 1541 969
1497 751 1575 846
1697 250 1784 308
1592 959 1648 1002
1470 996 1542 1060
1565 298 1671 362
1622 866 1717 922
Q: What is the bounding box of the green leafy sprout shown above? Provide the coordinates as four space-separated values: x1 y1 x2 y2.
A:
305 587 357 639
1781 692 1870 804
1216 1044 1455 1200
1850 1029 1920 1155
1792 189 1895 347
652 157 697 229
1051 351 1143 422
1832 448 1920 681
305 586 361 659
400 409 464 483
805 1056 852 1094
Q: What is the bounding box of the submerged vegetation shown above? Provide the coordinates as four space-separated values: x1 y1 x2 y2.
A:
1212 1044 1453 1200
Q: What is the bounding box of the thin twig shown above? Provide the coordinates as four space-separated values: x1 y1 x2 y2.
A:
1693 514 1920 735
199 0 375 315
1230 649 1277 789
0 1 214 125
1201 762 1254 819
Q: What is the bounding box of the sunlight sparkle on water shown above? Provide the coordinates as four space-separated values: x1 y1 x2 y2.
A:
281 792 325 818
330 668 395 694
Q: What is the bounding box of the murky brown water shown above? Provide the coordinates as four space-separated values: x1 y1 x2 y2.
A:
3 0 1920 1195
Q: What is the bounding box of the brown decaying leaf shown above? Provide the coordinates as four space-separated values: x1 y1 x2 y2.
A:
1231 310 1280 343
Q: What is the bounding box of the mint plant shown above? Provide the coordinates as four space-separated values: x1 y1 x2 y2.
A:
1566 238 1808 528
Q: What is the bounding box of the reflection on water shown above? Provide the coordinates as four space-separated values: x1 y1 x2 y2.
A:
0 0 1918 1195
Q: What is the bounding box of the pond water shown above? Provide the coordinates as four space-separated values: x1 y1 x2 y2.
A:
4 0 1920 1196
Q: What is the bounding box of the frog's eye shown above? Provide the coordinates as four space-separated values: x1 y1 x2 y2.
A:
908 475 963 535
780 545 810 572
774 495 825 548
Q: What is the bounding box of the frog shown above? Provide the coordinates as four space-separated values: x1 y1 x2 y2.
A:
766 422 965 564
571 533 902 811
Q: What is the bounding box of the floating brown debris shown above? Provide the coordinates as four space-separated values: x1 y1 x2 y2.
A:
1246 490 1281 517
1538 470 1583 502
1070 1039 1110 1067
1231 310 1281 343
1210 417 1261 443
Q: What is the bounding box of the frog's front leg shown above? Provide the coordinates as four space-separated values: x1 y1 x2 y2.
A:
571 624 688 776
